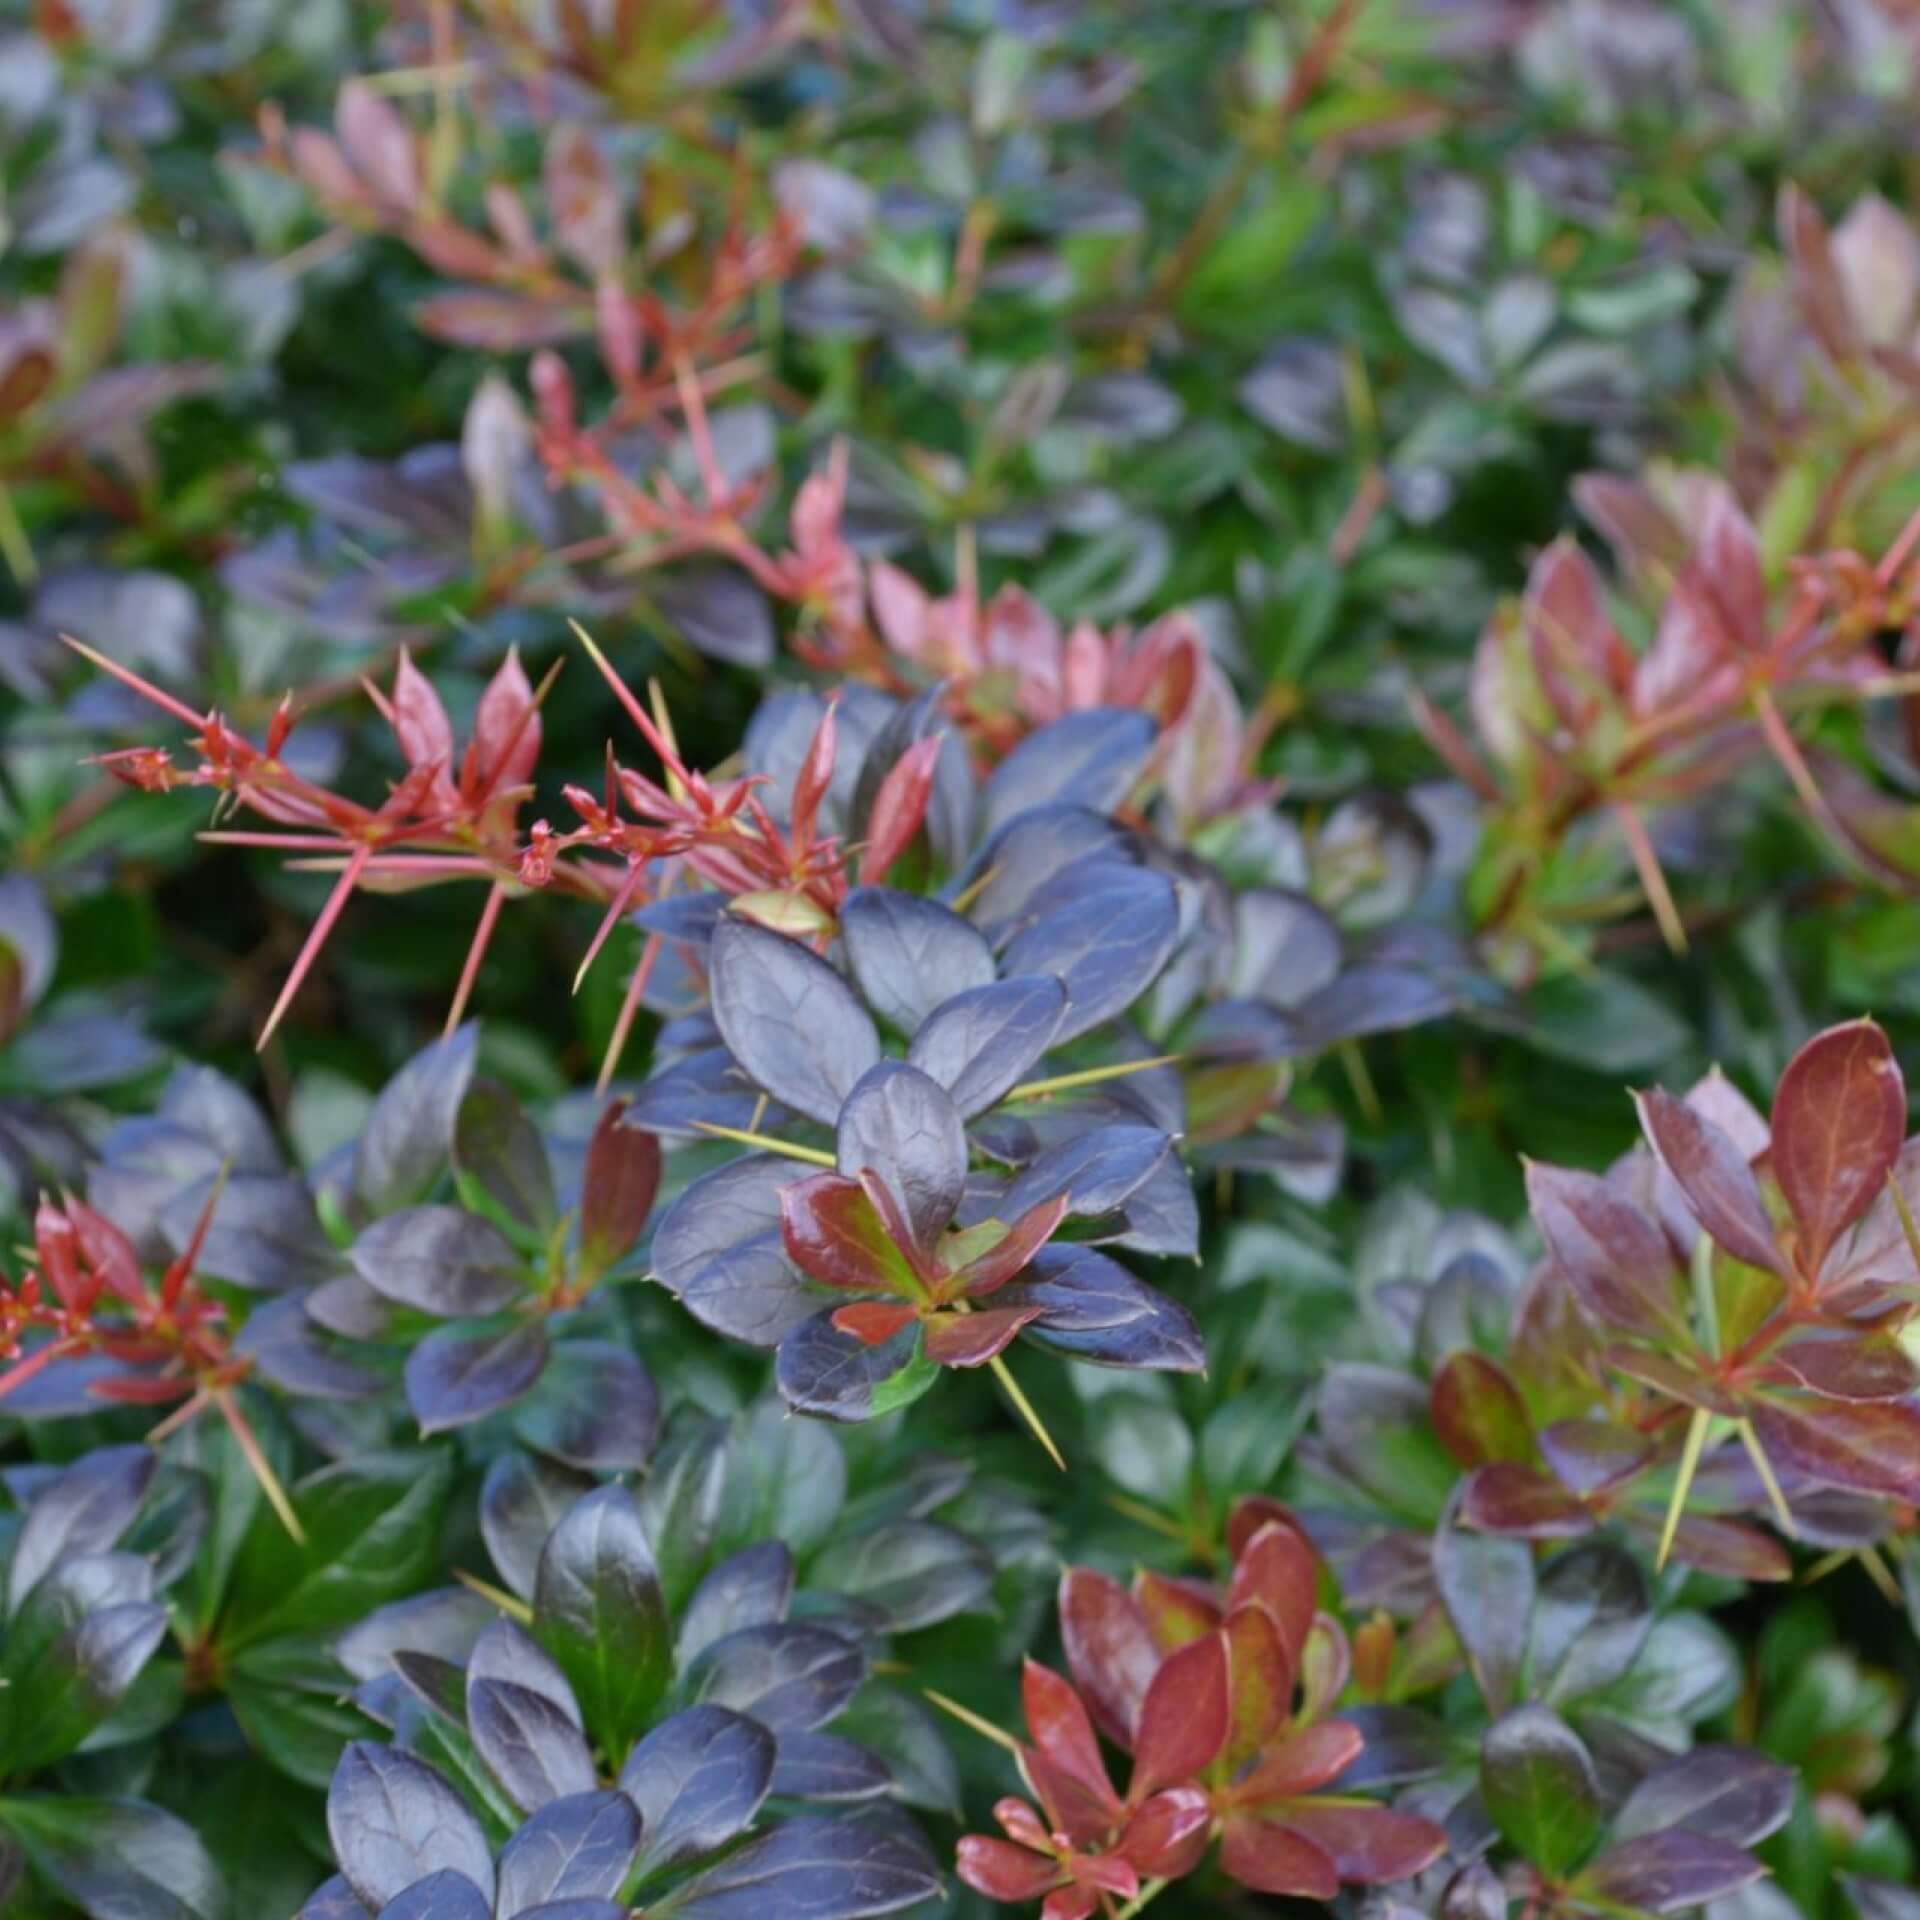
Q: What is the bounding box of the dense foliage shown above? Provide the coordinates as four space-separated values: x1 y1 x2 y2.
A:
10 1 1920 1917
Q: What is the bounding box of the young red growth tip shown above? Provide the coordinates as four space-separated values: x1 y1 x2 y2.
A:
959 1506 1444 1913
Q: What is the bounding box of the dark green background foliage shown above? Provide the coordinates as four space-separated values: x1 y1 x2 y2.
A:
5 2 1920 1917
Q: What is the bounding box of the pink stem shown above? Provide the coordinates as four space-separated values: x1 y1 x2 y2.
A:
258 843 371 1050
445 882 508 1036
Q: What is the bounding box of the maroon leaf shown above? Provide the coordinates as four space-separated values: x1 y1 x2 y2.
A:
579 1102 661 1278
1020 1660 1122 1843
953 1194 1070 1297
1224 1521 1317 1678
1750 1395 1920 1502
1226 1722 1364 1806
829 1300 919 1347
1222 1603 1291 1760
1619 1509 1792 1582
1522 538 1625 731
862 735 942 885
1459 1463 1592 1537
473 650 542 797
1277 1802 1449 1885
392 649 455 788
1635 1086 1782 1274
1769 1332 1919 1402
1430 1350 1535 1468
1580 1831 1764 1914
1688 492 1770 656
1221 1816 1339 1898
1770 1020 1907 1278
922 1305 1042 1367
778 1173 914 1295
1135 1572 1221 1650
955 1835 1059 1903
1118 1787 1211 1878
1779 184 1860 361
335 79 421 209
1523 1161 1683 1337
1130 1631 1230 1800
1059 1569 1158 1748
1605 1346 1736 1414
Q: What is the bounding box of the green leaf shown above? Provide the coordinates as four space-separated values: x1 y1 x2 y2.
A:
533 1485 673 1760
0 1795 224 1920
219 1449 454 1651
1479 1705 1604 1877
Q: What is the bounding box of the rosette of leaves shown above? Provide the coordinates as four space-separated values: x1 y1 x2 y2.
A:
1296 1026 1920 1591
310 1462 958 1920
958 1506 1447 1913
0 872 166 1215
1509 1019 1920 1558
639 692 1213 1419
1423 496 1909 983
0 1443 222 1920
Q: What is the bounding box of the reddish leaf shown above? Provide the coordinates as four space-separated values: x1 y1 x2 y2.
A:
1688 492 1770 655
66 1201 144 1307
1605 1346 1737 1415
1523 1161 1683 1337
1523 538 1626 730
791 700 838 846
1221 1816 1339 1899
1295 1617 1351 1724
1769 1332 1919 1402
1222 1603 1292 1760
956 1836 1060 1903
580 1101 660 1277
1130 1630 1230 1800
1635 1087 1782 1274
1225 1521 1317 1676
544 123 624 278
0 347 54 424
1750 1395 1920 1501
922 1305 1042 1367
831 1300 920 1347
335 79 420 208
1022 1660 1122 1840
1779 184 1860 361
1770 1021 1907 1277
392 649 455 783
1060 1569 1158 1748
1226 1496 1301 1558
1460 1463 1593 1537
1621 1510 1791 1583
1430 1350 1536 1468
1118 1787 1212 1878
955 1194 1070 1297
779 1173 915 1294
1278 1802 1449 1885
1135 1572 1221 1652
1224 1721 1364 1808
473 649 542 797
863 735 943 886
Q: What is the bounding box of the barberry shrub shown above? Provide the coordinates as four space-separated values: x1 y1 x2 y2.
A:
11 0 1920 1917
